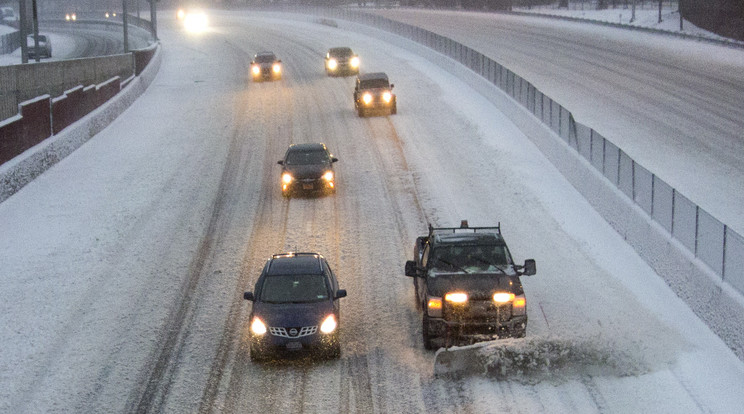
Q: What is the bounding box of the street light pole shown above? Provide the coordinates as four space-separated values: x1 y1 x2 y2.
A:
19 0 27 63
122 0 129 53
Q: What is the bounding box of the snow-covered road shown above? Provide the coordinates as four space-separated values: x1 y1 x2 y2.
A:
1 10 743 413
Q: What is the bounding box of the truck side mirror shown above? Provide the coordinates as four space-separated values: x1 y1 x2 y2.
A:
405 260 418 277
522 259 536 276
335 289 347 299
243 292 255 301
277 160 284 165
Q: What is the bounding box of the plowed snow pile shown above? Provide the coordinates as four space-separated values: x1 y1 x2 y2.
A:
435 337 659 381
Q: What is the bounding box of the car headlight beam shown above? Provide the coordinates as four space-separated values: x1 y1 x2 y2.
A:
350 56 360 68
282 173 293 184
382 91 392 103
250 317 267 335
362 93 373 105
320 314 337 334
323 171 334 182
327 58 338 70
273 63 281 74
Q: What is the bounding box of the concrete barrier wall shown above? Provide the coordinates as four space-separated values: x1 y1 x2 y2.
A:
0 53 133 120
0 30 20 54
0 95 51 165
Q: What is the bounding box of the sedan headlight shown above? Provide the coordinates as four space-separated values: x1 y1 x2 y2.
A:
327 58 338 70
322 171 334 182
272 63 281 74
282 173 293 184
382 91 392 103
362 93 373 105
320 314 337 334
350 56 360 68
250 317 267 335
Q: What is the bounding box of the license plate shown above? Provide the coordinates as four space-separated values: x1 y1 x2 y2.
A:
302 183 314 190
286 342 302 350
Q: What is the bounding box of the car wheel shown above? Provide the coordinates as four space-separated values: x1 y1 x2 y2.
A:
391 103 397 115
358 108 365 118
422 315 434 350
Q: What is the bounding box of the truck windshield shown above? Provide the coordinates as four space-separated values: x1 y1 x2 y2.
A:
429 245 510 274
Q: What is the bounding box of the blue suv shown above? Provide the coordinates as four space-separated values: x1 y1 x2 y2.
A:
244 253 347 360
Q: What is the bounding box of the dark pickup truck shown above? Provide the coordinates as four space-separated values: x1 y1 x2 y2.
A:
405 221 536 349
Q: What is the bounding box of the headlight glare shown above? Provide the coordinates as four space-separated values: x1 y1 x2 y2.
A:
273 63 281 73
320 314 337 334
382 91 392 103
362 93 373 105
282 173 293 184
350 56 360 68
323 171 334 182
250 317 267 335
327 58 338 70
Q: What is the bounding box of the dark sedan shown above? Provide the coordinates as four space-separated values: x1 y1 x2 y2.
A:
278 143 338 197
244 252 347 360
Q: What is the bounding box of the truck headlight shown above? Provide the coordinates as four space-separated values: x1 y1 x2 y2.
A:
382 91 392 103
493 292 515 304
282 173 293 184
327 58 338 70
272 63 281 74
427 297 442 317
444 292 468 304
350 56 360 68
320 314 337 334
322 171 334 182
362 93 373 105
250 317 267 335
251 65 260 76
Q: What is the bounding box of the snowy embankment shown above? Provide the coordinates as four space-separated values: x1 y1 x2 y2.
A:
0 45 162 201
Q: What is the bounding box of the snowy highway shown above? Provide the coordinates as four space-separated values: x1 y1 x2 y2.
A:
1 10 744 413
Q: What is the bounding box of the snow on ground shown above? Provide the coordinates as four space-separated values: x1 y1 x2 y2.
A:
1 8 744 413
514 2 730 40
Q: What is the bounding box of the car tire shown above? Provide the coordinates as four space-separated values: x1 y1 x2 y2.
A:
422 315 434 350
391 102 397 115
358 108 365 118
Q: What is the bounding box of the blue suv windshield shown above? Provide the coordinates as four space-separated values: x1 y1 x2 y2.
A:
260 274 330 303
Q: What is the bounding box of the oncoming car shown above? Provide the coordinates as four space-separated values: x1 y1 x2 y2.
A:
243 252 347 360
325 47 360 76
353 72 396 117
278 143 338 197
251 52 282 82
